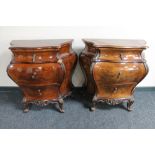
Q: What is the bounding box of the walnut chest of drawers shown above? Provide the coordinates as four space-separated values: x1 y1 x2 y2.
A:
7 39 77 112
80 39 148 111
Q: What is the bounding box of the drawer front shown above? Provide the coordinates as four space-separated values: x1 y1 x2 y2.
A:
80 53 95 94
21 85 60 101
12 51 58 63
93 62 147 85
98 48 144 62
96 84 136 99
60 52 77 96
8 63 65 86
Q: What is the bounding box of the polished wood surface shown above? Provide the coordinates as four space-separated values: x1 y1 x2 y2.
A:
10 39 73 48
7 39 77 113
83 39 147 48
80 39 148 111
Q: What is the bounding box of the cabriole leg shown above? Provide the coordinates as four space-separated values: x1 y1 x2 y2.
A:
127 99 134 111
90 96 97 112
23 102 30 113
58 98 65 113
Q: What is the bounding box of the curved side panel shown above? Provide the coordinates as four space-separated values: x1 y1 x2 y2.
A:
79 53 95 94
60 52 77 97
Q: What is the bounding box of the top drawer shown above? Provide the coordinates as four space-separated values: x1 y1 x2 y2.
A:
97 48 145 63
11 49 58 63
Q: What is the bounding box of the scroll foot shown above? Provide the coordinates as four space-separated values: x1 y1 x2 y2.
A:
89 96 97 112
127 99 134 111
58 98 65 113
90 106 96 111
23 103 30 113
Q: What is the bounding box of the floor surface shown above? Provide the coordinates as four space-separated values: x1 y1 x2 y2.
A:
0 88 155 129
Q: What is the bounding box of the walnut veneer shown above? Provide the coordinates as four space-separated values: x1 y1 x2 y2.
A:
80 39 148 111
7 39 77 113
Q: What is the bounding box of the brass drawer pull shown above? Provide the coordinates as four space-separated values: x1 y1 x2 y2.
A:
32 54 36 63
117 72 121 79
113 87 118 93
38 89 42 96
32 75 35 79
32 72 37 79
57 59 62 64
120 53 124 60
38 56 42 60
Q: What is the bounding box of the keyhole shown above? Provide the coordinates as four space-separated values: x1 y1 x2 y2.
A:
113 87 118 93
117 72 121 79
120 53 123 60
38 89 42 96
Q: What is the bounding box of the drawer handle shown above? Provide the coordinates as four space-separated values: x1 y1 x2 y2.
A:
32 75 35 79
57 59 62 64
120 53 123 60
117 72 121 79
33 72 37 75
32 72 37 79
38 89 42 96
38 56 42 60
32 54 36 63
113 87 118 93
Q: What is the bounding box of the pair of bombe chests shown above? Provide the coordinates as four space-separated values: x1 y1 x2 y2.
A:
7 39 148 112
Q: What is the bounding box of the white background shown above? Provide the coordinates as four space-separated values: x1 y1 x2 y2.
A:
0 0 155 155
0 26 155 87
0 129 155 155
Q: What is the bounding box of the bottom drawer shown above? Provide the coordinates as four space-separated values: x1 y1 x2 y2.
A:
21 85 60 102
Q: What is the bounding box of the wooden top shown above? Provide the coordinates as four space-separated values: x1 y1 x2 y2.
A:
10 39 73 49
83 39 147 49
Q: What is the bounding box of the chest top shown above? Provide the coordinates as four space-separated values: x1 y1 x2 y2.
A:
83 39 147 49
10 39 73 49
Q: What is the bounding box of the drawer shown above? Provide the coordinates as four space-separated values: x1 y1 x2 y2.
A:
12 51 58 63
93 62 147 84
8 63 65 86
96 84 135 99
21 85 60 101
98 48 144 62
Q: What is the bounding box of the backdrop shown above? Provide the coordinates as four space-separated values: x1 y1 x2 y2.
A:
0 26 154 87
